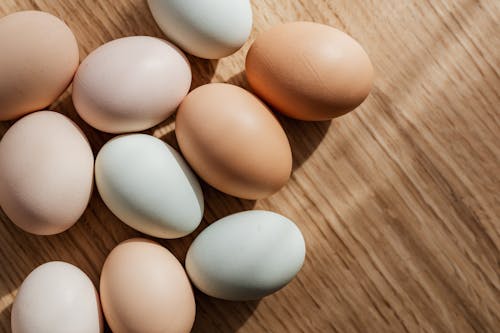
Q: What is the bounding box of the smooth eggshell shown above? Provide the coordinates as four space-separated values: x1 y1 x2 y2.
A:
73 36 191 133
11 261 103 333
186 210 306 301
95 134 203 238
0 11 79 121
246 21 374 121
0 111 94 235
148 0 252 59
100 238 195 333
175 83 292 200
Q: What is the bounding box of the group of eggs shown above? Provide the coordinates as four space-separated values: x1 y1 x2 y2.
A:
0 1 374 332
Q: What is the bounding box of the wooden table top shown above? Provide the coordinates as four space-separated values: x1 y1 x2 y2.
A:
1 0 499 332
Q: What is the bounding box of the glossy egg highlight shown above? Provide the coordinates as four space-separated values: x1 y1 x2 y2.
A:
100 238 195 333
0 11 79 120
176 83 292 200
11 261 103 333
148 0 252 59
186 210 306 301
246 21 374 120
95 134 203 238
73 36 191 133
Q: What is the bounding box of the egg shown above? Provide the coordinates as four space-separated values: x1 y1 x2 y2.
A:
11 261 103 333
176 83 292 200
246 21 374 121
0 11 79 121
147 0 252 59
186 210 306 301
0 111 94 235
95 134 203 238
72 36 191 133
100 238 195 333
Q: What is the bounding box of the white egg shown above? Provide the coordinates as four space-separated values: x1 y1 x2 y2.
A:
95 134 204 238
186 210 306 301
11 262 103 333
147 0 253 59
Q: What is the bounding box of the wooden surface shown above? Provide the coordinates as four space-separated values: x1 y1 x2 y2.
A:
0 0 499 332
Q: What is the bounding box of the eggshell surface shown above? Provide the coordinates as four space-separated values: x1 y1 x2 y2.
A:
246 21 374 120
0 11 79 121
175 83 292 200
73 36 191 133
186 210 306 301
95 134 203 238
148 0 252 59
11 261 103 333
100 238 195 333
0 111 94 235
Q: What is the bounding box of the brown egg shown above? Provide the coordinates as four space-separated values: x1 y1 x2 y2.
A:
0 11 79 121
246 21 373 121
100 238 195 333
0 111 94 235
176 83 292 200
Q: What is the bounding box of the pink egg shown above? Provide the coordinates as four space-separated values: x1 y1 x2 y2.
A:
73 36 191 134
0 111 94 235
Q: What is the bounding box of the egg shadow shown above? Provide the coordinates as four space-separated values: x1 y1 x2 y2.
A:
49 91 115 155
0 267 14 333
0 120 14 139
0 303 12 332
226 71 331 171
280 117 331 171
192 292 260 333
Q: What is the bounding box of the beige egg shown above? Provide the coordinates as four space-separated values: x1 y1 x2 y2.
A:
0 11 79 121
0 111 94 235
100 238 195 333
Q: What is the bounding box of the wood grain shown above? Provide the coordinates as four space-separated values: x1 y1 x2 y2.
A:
1 0 499 332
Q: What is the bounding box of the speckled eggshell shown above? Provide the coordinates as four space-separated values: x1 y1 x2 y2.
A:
0 11 79 121
246 21 374 121
186 210 306 301
72 36 191 133
0 111 94 235
100 238 195 333
148 0 252 59
11 261 103 333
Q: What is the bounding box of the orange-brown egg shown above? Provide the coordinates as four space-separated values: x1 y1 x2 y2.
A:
0 11 79 121
246 21 373 121
175 83 292 200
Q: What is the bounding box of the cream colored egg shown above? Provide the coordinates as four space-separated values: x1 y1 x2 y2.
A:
0 111 94 235
12 261 103 333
